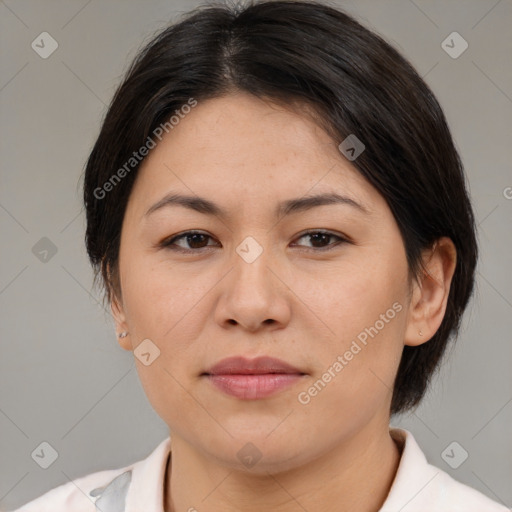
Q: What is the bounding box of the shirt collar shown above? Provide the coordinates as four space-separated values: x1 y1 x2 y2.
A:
120 428 436 512
125 436 171 512
379 427 441 510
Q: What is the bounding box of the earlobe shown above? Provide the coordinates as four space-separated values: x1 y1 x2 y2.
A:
111 296 132 351
404 237 457 347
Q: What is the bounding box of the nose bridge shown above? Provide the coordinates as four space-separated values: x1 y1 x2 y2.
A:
232 233 275 293
215 232 290 331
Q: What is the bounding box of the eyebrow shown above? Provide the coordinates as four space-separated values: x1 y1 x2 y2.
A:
144 191 372 219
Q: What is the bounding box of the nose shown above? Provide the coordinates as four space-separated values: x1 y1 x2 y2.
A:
214 239 292 333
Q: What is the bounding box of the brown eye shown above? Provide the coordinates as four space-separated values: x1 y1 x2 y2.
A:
161 231 219 252
160 229 348 254
292 230 348 250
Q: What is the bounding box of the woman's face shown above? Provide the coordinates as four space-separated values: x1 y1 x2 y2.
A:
114 92 418 472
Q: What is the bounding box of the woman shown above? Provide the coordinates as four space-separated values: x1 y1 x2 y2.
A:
13 1 508 510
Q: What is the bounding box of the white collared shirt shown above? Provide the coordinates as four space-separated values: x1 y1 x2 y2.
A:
11 428 509 511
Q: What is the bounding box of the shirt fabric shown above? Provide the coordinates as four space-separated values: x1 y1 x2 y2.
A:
11 428 509 512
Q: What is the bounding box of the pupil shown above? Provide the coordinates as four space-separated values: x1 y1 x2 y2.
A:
185 233 330 249
311 233 328 247
189 234 206 248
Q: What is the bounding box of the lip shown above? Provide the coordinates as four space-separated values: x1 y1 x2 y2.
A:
203 356 306 400
205 356 304 375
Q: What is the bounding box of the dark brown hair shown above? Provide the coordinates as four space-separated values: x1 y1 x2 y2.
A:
83 0 478 415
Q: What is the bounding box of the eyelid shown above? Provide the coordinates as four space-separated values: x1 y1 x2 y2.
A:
158 230 218 252
159 229 351 253
294 228 351 243
291 230 351 250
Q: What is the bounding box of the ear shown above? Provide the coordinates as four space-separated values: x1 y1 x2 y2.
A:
111 294 132 351
404 237 457 347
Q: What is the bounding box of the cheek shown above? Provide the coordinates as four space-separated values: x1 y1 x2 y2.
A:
311 254 406 341
119 260 206 425
120 230 408 431
297 319 405 439
300 257 407 413
121 253 214 343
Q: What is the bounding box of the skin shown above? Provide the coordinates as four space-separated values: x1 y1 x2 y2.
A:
111 92 457 512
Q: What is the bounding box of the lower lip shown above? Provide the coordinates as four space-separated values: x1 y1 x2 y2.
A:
206 374 303 399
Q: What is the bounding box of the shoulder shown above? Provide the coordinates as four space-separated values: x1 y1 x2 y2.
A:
380 428 509 512
9 437 172 512
432 470 509 511
8 466 133 512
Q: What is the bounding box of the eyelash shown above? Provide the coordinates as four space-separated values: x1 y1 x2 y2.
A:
159 229 350 254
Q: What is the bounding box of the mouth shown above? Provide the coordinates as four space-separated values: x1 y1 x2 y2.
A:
202 356 307 400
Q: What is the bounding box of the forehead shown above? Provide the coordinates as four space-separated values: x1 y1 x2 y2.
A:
128 93 386 217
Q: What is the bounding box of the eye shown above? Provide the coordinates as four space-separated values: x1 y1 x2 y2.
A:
159 229 349 254
291 230 349 251
159 230 219 253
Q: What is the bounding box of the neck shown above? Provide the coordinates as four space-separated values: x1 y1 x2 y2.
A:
165 420 401 512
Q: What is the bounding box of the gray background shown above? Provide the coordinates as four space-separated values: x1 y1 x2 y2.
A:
1 0 511 509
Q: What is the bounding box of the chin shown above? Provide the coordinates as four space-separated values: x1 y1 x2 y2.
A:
222 442 309 476
200 425 311 475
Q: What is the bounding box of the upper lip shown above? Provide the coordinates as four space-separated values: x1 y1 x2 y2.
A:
204 356 305 375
